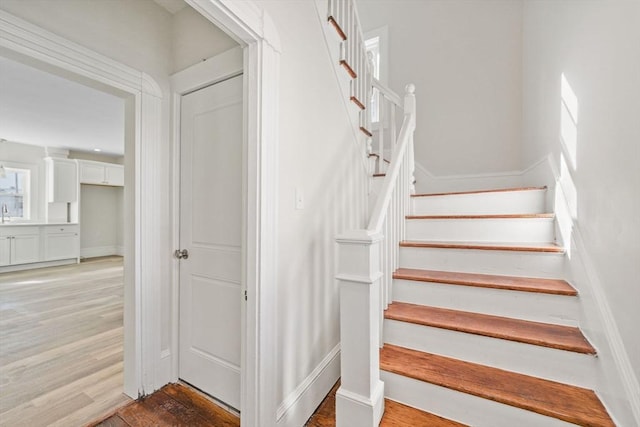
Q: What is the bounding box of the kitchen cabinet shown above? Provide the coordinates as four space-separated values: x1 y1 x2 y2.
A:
45 157 78 203
44 225 79 261
0 226 40 266
79 160 124 186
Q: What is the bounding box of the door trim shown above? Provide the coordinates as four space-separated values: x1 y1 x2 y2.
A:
176 2 281 426
170 45 244 405
0 9 162 398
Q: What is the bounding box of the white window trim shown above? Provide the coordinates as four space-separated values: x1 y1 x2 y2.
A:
364 25 389 129
0 160 38 222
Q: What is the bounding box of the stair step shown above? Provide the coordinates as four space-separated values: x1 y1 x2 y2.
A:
380 344 615 427
411 187 547 216
399 245 565 278
412 186 547 198
405 215 555 243
400 241 565 253
385 302 594 354
406 213 554 219
393 268 576 296
383 399 467 426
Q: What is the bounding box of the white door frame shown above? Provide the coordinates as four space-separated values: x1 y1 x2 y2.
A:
0 8 162 398
170 45 244 403
180 3 281 425
0 2 280 425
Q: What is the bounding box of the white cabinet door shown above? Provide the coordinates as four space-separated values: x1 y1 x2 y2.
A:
47 158 78 202
0 236 10 266
79 162 105 185
44 225 79 261
10 230 40 265
79 161 124 186
105 164 124 186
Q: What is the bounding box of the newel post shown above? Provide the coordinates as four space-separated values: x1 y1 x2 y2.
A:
335 230 385 427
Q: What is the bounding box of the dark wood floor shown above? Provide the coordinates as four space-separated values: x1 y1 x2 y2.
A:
90 380 464 427
306 382 466 427
88 383 240 427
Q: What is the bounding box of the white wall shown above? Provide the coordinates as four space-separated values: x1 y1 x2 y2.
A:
357 0 523 177
522 2 640 423
79 184 123 257
171 5 238 74
258 2 369 425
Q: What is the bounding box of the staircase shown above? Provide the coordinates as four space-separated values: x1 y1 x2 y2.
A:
321 1 619 425
379 186 615 426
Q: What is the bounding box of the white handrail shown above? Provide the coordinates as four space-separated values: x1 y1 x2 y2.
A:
368 84 415 232
372 79 402 107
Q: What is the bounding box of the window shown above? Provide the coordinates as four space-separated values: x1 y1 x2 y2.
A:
364 26 388 125
366 36 381 123
0 166 30 220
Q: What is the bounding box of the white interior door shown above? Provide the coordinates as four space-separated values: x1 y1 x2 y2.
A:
179 74 243 410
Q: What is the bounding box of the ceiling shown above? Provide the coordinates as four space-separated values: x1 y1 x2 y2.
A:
0 55 125 156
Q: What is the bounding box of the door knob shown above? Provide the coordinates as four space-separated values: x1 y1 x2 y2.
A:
174 249 189 259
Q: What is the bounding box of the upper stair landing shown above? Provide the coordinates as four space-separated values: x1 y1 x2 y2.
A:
412 186 548 216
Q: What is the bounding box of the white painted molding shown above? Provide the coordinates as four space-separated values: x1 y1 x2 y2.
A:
181 2 281 426
81 245 120 259
0 10 160 98
276 344 340 426
413 155 552 194
0 8 164 400
170 46 243 93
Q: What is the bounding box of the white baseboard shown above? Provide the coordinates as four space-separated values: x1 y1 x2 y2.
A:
276 344 340 427
0 258 77 273
413 155 550 194
81 245 120 258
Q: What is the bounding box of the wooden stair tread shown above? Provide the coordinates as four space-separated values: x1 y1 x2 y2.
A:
393 268 577 295
385 302 595 354
412 186 547 198
380 345 615 426
383 399 467 426
406 213 554 220
400 241 565 253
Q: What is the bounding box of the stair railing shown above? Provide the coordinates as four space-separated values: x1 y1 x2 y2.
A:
335 83 416 427
371 79 403 174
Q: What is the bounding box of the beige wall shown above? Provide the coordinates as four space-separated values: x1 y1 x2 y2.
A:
358 0 524 177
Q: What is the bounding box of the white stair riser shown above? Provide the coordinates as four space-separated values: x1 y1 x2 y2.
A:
405 217 555 243
411 189 546 216
399 246 565 278
381 371 575 427
384 320 597 388
392 279 579 326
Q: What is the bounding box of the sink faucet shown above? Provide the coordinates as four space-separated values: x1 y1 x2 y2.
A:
1 203 8 224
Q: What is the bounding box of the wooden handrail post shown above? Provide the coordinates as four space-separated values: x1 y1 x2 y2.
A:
335 230 385 427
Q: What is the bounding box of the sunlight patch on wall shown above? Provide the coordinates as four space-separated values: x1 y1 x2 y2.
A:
560 73 578 170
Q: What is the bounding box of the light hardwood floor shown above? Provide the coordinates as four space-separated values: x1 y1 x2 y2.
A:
0 256 130 427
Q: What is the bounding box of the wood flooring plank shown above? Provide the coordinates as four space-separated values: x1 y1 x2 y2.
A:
0 257 126 427
380 344 615 427
92 415 131 427
305 381 466 426
163 383 240 427
393 268 577 295
400 240 565 253
382 399 467 427
385 302 595 354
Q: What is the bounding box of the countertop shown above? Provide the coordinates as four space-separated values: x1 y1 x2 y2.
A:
0 222 79 227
